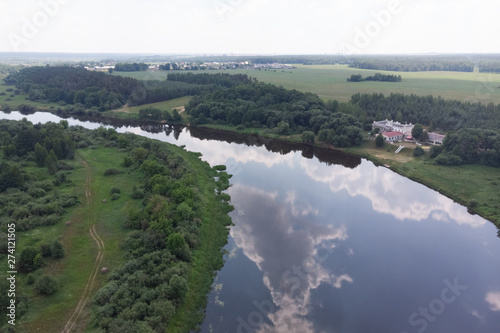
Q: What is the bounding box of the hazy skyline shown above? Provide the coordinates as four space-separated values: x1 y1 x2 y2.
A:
1 0 499 55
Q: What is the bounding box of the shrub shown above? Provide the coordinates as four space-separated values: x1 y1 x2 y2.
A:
104 168 120 176
469 199 479 208
40 243 52 257
51 240 65 259
301 131 315 144
19 247 39 272
122 156 133 167
131 185 144 199
111 185 121 194
435 153 462 166
111 193 121 201
167 275 188 302
35 275 58 295
27 274 35 285
413 146 425 157
28 187 46 198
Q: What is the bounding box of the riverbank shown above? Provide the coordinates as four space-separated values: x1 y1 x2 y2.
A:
2 101 498 226
193 123 500 228
0 119 233 332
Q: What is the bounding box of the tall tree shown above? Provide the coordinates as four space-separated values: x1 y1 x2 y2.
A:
412 124 424 140
45 149 58 174
376 133 385 147
34 142 48 167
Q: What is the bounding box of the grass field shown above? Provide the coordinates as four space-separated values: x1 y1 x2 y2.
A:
115 65 500 104
102 96 191 120
346 140 500 225
0 81 59 111
4 147 146 333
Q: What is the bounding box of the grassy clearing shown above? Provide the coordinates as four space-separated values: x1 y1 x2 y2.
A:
8 147 145 333
346 140 500 225
102 96 191 120
0 80 59 111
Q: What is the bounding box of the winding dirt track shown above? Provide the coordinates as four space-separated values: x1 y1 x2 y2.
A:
62 157 105 333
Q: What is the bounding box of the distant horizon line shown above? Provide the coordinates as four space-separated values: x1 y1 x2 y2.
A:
1 51 500 57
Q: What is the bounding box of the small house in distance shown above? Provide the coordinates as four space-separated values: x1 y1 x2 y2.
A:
428 133 445 145
382 131 405 142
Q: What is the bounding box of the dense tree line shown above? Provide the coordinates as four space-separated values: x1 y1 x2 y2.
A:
348 56 475 72
347 73 402 82
5 66 139 110
4 66 203 111
430 128 500 167
350 92 500 132
114 63 149 72
478 60 500 73
185 74 364 147
91 130 232 331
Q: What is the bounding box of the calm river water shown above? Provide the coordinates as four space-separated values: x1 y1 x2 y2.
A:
2 112 500 333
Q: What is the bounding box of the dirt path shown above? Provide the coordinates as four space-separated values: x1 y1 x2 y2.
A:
62 156 105 333
174 106 185 113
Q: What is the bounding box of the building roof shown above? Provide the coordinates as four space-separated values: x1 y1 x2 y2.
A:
428 133 445 140
382 131 404 138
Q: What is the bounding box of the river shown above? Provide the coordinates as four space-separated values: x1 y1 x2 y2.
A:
2 112 500 333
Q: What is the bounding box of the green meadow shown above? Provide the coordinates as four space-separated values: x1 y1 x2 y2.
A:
1 147 145 333
115 65 500 104
102 96 191 120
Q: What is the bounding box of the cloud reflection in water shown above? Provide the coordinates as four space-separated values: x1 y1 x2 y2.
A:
228 184 351 333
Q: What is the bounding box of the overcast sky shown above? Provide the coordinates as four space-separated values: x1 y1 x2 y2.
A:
1 0 499 55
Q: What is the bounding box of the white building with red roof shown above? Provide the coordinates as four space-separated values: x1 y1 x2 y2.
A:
382 131 405 142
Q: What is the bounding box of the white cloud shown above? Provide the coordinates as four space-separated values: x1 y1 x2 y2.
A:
485 292 500 312
299 158 486 227
228 183 351 333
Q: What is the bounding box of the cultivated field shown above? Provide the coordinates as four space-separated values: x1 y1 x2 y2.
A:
115 65 500 104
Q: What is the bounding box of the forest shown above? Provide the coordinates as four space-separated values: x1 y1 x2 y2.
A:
185 77 364 147
348 56 475 72
350 92 500 167
177 72 500 167
349 92 500 132
0 118 233 332
4 66 203 112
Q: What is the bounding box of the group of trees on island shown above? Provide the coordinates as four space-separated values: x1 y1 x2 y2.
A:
347 73 402 82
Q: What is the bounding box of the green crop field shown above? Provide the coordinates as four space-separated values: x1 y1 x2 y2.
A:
115 65 500 104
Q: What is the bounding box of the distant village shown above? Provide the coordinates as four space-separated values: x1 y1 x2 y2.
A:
84 61 295 72
372 119 445 145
